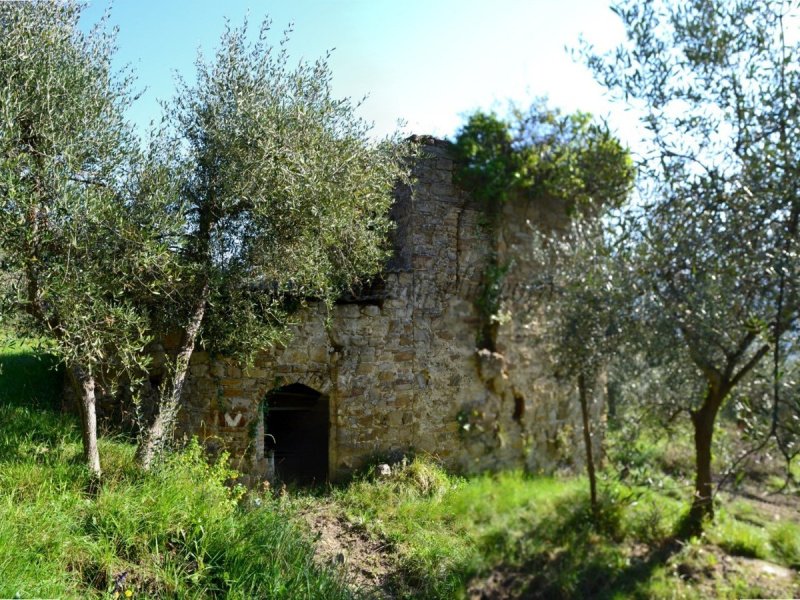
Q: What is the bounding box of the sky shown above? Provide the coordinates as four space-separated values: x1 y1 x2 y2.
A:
80 0 641 148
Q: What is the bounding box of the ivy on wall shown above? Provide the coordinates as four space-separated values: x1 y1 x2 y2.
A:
452 101 634 350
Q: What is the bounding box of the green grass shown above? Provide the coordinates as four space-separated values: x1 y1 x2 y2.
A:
708 511 771 559
770 522 800 568
326 459 685 599
0 340 350 599
0 335 62 411
1 337 798 599
320 455 799 599
332 460 585 598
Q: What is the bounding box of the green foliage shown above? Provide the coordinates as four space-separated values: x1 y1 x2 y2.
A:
474 258 510 349
770 522 800 568
0 3 415 469
709 512 771 560
137 18 417 464
0 1 186 473
608 425 696 487
453 101 632 353
0 1 182 378
326 449 800 599
0 375 349 598
529 220 628 382
585 0 800 527
332 457 788 599
451 111 521 207
452 102 633 216
335 458 584 598
0 335 62 412
166 19 416 361
525 218 634 513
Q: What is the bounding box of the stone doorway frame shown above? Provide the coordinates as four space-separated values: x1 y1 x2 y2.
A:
255 377 337 483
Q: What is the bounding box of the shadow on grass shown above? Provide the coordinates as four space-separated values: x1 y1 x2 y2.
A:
502 493 686 600
0 350 62 411
0 350 76 463
519 536 682 599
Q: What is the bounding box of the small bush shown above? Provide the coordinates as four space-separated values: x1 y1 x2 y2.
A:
0 420 349 598
386 456 454 497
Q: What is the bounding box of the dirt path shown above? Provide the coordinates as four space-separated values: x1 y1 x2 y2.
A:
302 502 398 598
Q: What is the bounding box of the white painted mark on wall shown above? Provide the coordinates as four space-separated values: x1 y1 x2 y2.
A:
224 412 243 427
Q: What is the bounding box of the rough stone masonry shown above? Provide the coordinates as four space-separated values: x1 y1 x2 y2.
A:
175 137 604 484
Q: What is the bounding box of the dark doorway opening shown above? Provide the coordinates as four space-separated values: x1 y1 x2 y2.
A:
264 383 329 485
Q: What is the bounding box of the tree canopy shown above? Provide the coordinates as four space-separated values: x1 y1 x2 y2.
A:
0 3 415 473
452 102 633 215
587 0 800 530
0 1 184 476
136 19 416 467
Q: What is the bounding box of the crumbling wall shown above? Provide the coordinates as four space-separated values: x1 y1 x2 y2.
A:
176 138 604 483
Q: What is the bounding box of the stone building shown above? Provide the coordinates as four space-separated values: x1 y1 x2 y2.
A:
175 137 602 485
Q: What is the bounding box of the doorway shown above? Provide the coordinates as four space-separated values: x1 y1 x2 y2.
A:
264 383 329 485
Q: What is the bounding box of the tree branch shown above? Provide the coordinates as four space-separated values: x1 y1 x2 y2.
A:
729 343 770 390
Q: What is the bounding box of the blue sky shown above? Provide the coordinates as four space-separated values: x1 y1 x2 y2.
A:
81 0 639 147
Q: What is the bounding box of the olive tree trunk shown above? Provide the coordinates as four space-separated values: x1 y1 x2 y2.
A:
67 365 101 478
578 373 598 515
686 385 724 534
136 283 209 470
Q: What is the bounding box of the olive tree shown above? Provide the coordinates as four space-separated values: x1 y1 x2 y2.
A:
136 20 415 467
586 0 800 530
0 1 183 477
529 222 633 512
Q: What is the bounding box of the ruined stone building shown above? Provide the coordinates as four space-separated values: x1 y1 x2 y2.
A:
176 137 601 484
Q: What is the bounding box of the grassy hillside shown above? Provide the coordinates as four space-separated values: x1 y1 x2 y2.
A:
293 457 798 599
0 340 348 599
1 338 798 599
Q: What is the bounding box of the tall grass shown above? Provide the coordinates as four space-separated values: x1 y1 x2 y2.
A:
2 337 798 599
0 336 62 410
0 339 350 599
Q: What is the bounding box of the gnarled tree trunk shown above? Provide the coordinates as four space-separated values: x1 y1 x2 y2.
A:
686 384 725 535
136 283 209 470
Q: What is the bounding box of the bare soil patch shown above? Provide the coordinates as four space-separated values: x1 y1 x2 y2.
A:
676 545 799 599
467 568 533 600
302 502 398 598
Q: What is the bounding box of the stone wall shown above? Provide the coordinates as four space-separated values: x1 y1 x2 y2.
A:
175 137 604 483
